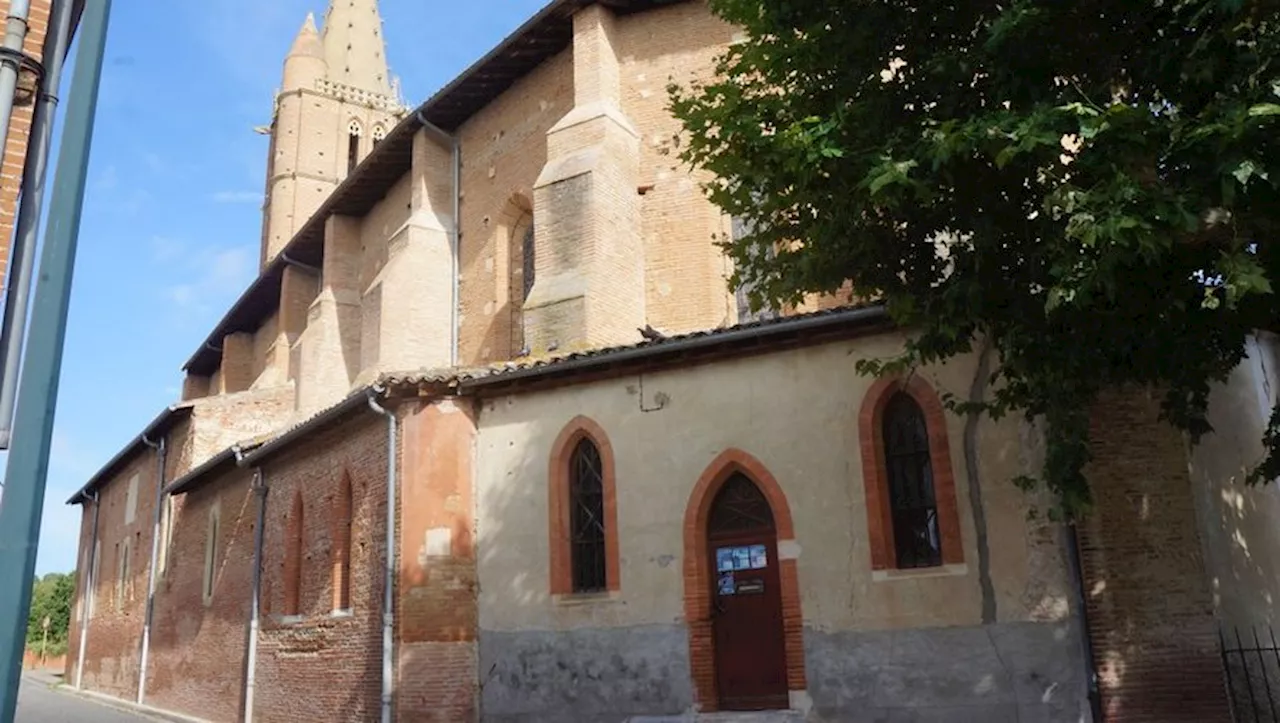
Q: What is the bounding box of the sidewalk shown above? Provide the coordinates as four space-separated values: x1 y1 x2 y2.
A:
23 670 210 723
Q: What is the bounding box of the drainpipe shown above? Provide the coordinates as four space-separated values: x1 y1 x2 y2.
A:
1065 522 1103 722
0 0 75 448
74 490 100 690
0 0 31 168
136 433 168 705
238 450 266 723
366 387 397 723
416 112 461 366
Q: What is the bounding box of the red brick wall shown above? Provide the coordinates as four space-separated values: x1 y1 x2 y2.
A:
1079 388 1232 722
253 413 388 723
396 399 479 722
0 0 51 289
65 448 163 701
145 467 255 722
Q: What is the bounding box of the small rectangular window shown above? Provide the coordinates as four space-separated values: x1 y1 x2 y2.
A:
203 504 220 603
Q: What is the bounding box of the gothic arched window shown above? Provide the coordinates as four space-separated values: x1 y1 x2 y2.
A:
569 438 607 593
284 492 305 616
347 119 363 175
371 124 386 148
881 392 941 568
522 222 535 302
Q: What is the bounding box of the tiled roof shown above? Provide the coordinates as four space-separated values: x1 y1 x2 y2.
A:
165 437 268 496
183 0 695 377
379 304 890 390
167 303 891 492
65 404 195 505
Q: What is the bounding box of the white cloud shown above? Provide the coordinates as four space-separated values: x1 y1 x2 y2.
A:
93 164 118 192
162 245 256 324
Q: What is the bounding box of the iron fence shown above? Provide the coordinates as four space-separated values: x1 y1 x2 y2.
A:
1222 625 1280 723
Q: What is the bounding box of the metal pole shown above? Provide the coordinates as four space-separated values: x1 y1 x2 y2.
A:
0 0 31 164
0 0 77 448
0 0 113 717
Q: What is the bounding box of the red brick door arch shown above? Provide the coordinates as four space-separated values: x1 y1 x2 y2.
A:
682 449 807 712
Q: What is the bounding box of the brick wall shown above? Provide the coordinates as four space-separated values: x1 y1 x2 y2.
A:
1078 388 1232 722
457 47 573 364
64 449 162 702
620 1 739 333
253 412 388 723
145 466 255 722
0 0 50 290
396 398 479 722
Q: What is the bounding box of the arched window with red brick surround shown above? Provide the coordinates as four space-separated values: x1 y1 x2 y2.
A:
332 471 353 612
284 491 304 616
858 375 964 570
548 416 620 595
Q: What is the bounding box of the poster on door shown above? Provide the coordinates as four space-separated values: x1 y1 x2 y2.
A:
716 544 768 572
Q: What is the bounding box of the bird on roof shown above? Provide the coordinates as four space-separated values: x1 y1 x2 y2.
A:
638 324 667 342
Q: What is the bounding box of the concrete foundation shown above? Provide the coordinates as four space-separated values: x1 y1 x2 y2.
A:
804 620 1090 722
478 619 1089 723
479 624 694 722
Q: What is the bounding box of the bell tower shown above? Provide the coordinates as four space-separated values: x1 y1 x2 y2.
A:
259 0 406 269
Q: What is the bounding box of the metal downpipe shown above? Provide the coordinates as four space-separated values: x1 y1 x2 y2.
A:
241 459 266 723
0 0 75 447
0 0 113 715
73 490 100 690
1066 522 1103 722
0 0 31 164
366 388 396 723
449 135 460 366
136 434 167 705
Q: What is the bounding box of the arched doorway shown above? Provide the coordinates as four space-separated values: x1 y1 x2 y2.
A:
706 472 789 710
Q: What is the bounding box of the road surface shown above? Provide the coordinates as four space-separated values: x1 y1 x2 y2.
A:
15 673 149 722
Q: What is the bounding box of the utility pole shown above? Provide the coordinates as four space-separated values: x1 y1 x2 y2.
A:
0 0 113 718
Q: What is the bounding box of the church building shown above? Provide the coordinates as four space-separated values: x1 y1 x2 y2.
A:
60 1 1273 721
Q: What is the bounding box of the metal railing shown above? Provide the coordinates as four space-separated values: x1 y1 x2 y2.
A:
1222 625 1280 723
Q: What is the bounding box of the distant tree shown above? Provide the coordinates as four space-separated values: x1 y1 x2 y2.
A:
26 572 73 652
669 0 1280 517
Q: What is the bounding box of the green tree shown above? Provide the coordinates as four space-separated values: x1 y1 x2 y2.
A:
669 0 1280 517
26 572 73 653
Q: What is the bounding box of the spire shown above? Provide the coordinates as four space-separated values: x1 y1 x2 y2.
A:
282 12 326 92
320 0 394 97
288 13 324 60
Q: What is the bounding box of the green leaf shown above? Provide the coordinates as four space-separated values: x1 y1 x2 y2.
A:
1248 103 1280 117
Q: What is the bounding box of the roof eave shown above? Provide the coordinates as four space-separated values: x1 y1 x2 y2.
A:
460 304 893 394
66 405 194 505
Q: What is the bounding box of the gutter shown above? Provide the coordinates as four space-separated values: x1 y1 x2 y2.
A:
459 304 892 391
365 387 397 723
73 489 100 690
65 405 192 505
0 0 76 448
136 433 168 705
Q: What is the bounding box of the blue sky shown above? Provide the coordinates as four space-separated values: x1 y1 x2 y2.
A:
18 0 549 575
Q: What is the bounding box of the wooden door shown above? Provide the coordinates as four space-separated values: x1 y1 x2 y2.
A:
708 473 789 711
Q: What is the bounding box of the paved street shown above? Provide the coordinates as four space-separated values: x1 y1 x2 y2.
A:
15 673 149 722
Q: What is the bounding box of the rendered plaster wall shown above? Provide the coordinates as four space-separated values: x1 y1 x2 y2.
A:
473 331 1087 722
